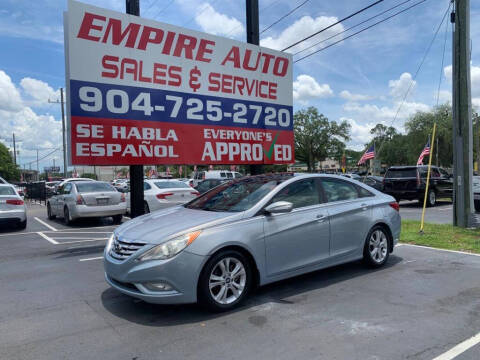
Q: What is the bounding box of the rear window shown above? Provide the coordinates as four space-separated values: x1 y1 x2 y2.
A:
75 182 115 193
154 181 190 189
385 169 417 178
0 186 16 195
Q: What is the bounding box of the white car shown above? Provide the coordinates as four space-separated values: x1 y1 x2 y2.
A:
0 184 27 229
127 179 200 214
54 178 94 193
191 170 243 187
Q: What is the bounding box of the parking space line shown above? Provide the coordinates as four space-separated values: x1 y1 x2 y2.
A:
34 217 58 231
51 237 110 240
55 238 108 245
401 243 480 257
432 332 480 360
37 232 59 245
44 231 112 234
79 256 103 262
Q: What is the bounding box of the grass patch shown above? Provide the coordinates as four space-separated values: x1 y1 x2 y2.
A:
401 220 480 254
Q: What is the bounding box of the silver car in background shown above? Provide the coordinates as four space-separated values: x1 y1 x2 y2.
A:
47 181 126 225
0 184 27 229
104 174 401 311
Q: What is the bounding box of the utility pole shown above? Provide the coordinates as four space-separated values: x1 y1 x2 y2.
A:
452 0 473 227
36 149 39 181
436 137 439 167
246 0 263 176
126 0 144 218
475 112 480 174
12 133 17 165
49 88 68 178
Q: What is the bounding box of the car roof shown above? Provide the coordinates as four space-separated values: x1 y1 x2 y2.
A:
0 184 14 187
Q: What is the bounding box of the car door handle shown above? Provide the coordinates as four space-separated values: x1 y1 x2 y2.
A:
361 203 368 211
316 214 327 222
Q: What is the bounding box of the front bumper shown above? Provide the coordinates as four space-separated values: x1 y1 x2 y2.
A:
70 203 126 219
104 249 207 304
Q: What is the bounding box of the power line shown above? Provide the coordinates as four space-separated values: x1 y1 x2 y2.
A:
293 0 415 57
375 1 452 156
294 0 427 63
435 8 450 106
150 0 175 20
282 0 384 52
181 0 220 27
20 148 60 167
260 0 311 34
142 0 159 17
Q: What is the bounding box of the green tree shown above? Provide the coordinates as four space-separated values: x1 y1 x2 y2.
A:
294 107 350 171
80 173 97 180
0 142 20 181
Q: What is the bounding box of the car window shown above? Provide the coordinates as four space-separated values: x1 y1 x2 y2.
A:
321 178 359 202
76 182 115 193
154 181 190 189
357 185 374 198
234 173 242 178
270 179 320 209
144 182 151 190
220 172 226 178
430 168 441 178
0 186 16 195
63 183 72 194
385 168 417 178
439 168 450 177
226 173 233 178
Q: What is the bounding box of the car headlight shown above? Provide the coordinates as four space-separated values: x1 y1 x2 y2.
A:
106 234 115 253
137 231 201 261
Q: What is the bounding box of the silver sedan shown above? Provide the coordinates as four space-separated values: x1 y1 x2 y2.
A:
47 181 126 225
104 174 401 311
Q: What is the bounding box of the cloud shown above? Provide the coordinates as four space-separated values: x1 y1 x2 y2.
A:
20 77 60 106
293 74 333 103
444 64 480 109
343 101 429 123
260 15 344 52
0 71 23 112
339 90 375 102
342 117 378 149
194 3 244 37
0 69 61 165
388 72 415 100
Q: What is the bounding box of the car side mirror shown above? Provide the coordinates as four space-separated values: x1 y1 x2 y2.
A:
265 201 293 214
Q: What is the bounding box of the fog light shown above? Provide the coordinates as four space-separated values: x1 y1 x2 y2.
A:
144 282 173 292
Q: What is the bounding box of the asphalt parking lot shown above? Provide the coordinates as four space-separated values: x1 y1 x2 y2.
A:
1 203 480 360
399 200 454 224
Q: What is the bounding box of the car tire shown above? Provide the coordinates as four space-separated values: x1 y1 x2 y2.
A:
363 225 391 268
426 189 436 207
198 250 252 312
47 203 56 220
63 206 72 225
18 219 27 230
144 201 150 214
112 214 122 224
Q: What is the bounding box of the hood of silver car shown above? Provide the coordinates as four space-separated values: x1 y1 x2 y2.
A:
115 206 239 244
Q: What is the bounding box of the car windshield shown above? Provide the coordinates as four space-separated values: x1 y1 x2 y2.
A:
75 182 115 193
385 168 417 178
185 178 281 212
0 186 16 195
154 181 190 189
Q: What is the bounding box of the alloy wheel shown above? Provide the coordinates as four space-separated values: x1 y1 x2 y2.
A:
209 257 246 305
368 229 388 263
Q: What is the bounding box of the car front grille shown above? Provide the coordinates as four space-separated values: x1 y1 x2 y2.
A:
110 237 146 261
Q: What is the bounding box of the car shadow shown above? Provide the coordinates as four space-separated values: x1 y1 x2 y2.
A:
50 244 106 259
101 255 403 326
47 216 118 228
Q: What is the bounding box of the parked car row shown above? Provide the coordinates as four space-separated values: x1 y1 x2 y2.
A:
0 184 27 229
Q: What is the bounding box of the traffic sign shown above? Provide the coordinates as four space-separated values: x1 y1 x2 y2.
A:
64 0 293 165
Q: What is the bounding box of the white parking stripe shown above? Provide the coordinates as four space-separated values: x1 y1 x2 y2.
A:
79 256 103 262
55 238 108 245
37 232 59 245
34 217 57 231
432 332 480 360
401 243 480 257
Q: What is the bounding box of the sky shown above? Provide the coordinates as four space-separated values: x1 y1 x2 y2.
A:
0 0 479 172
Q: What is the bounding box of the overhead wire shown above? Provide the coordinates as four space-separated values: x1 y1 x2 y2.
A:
260 0 311 34
150 0 175 21
281 0 384 52
293 0 415 57
435 8 450 106
294 0 427 63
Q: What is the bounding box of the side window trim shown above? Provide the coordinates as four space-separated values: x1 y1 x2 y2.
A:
320 177 362 203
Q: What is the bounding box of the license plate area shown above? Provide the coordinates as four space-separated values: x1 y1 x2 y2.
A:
96 198 109 205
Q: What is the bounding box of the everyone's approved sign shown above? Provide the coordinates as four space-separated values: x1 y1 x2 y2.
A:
64 0 293 165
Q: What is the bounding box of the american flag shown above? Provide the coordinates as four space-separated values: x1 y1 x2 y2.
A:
417 141 430 165
357 145 375 165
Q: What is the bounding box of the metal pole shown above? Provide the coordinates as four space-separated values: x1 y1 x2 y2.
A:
246 0 263 176
36 149 39 181
60 88 67 178
436 137 439 167
126 0 145 218
452 0 473 227
476 112 480 174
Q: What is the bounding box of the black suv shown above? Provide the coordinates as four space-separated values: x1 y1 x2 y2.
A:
383 165 453 206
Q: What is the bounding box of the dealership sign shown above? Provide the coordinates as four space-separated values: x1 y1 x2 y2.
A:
64 0 293 165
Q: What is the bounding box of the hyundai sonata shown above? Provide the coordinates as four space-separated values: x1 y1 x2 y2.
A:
104 173 401 311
